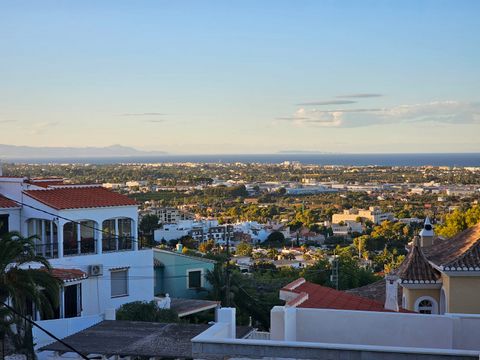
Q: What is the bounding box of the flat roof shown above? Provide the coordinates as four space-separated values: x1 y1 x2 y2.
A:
41 320 252 358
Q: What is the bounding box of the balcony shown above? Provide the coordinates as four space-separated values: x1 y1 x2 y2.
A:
64 238 96 256
34 242 59 259
102 236 134 252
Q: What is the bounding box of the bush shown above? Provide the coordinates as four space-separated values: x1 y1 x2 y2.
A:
116 301 179 323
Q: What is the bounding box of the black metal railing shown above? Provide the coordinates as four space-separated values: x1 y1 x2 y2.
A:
33 242 59 259
102 236 134 252
63 238 96 256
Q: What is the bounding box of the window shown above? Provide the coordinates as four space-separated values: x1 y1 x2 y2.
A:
414 296 438 314
111 269 128 297
188 270 202 289
418 300 433 314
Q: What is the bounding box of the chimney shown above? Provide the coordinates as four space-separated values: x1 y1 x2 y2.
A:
419 217 434 247
385 274 399 312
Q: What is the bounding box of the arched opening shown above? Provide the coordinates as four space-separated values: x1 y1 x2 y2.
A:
102 217 134 252
63 220 97 256
414 296 438 314
27 218 58 258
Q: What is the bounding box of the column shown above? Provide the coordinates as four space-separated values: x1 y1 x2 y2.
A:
77 222 81 254
133 219 138 251
57 219 64 259
114 218 119 251
41 220 46 257
97 220 103 255
50 221 55 257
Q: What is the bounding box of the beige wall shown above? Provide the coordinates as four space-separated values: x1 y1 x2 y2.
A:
403 287 440 313
446 275 480 314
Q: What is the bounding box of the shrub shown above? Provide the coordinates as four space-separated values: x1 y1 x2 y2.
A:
116 301 179 323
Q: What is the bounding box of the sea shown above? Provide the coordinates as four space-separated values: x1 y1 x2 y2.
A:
5 153 480 167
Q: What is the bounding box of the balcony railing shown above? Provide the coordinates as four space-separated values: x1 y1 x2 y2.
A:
102 236 134 252
64 238 96 256
33 242 59 259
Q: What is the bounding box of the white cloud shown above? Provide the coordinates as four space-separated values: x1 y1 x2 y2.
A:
287 101 480 128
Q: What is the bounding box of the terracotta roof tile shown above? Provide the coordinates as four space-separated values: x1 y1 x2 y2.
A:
346 279 402 305
395 245 441 283
46 268 87 282
0 195 20 209
282 279 411 313
424 222 480 270
23 187 137 210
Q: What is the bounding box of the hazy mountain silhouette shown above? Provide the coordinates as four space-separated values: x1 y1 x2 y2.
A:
0 144 167 159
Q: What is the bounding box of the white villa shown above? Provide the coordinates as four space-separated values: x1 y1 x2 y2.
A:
0 176 154 347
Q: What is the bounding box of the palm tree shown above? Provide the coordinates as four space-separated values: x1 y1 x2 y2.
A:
0 231 60 356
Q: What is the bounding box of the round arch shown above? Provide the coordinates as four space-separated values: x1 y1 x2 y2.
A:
414 296 438 315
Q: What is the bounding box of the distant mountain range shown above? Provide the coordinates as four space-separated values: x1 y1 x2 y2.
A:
0 144 167 159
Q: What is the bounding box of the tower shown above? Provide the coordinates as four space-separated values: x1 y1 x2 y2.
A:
419 217 434 247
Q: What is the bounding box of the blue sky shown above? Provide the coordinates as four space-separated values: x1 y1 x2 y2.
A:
1 0 479 154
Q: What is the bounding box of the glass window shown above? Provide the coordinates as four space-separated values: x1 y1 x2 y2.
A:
418 299 433 314
188 270 202 289
118 218 132 237
63 222 78 256
111 269 128 297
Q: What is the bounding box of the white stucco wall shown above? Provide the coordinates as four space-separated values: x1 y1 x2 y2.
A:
0 208 21 232
270 307 480 351
49 249 154 316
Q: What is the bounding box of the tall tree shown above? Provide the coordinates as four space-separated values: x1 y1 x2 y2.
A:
0 232 60 356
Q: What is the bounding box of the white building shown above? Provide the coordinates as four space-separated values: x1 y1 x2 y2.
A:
0 177 153 348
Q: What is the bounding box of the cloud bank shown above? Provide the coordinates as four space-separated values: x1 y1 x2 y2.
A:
287 101 480 128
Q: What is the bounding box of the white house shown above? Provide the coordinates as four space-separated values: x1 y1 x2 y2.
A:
0 177 154 348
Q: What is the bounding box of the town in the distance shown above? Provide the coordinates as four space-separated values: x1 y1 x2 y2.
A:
1 160 480 359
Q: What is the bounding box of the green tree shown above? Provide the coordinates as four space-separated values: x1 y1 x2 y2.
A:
236 242 253 257
265 231 285 247
0 232 60 356
139 214 160 246
116 301 179 322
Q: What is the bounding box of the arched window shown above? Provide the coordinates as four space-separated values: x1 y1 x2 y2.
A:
414 296 438 314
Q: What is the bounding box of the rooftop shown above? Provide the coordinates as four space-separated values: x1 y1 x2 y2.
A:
48 268 88 283
23 187 137 210
395 244 441 283
281 278 411 313
0 194 20 209
424 222 480 271
41 320 252 358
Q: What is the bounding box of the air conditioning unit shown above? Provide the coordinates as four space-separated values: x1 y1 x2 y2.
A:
89 264 103 276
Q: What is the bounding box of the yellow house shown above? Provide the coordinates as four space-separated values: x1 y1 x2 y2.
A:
396 219 480 315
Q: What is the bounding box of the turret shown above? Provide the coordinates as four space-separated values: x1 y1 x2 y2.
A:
419 217 434 247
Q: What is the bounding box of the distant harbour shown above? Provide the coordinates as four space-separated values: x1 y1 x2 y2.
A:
3 153 480 167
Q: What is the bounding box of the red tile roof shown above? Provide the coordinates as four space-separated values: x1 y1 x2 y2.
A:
0 195 20 209
47 268 87 282
23 187 137 210
282 278 411 313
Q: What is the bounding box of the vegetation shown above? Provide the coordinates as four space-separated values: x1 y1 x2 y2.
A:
436 205 480 238
116 301 179 323
0 232 60 357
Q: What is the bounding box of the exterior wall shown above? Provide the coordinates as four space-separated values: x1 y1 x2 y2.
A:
48 249 154 316
0 208 21 232
270 306 480 351
153 249 214 298
403 287 441 313
193 307 480 359
446 275 480 314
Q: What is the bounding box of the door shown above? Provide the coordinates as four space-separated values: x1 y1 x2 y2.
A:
0 214 9 236
64 284 81 318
